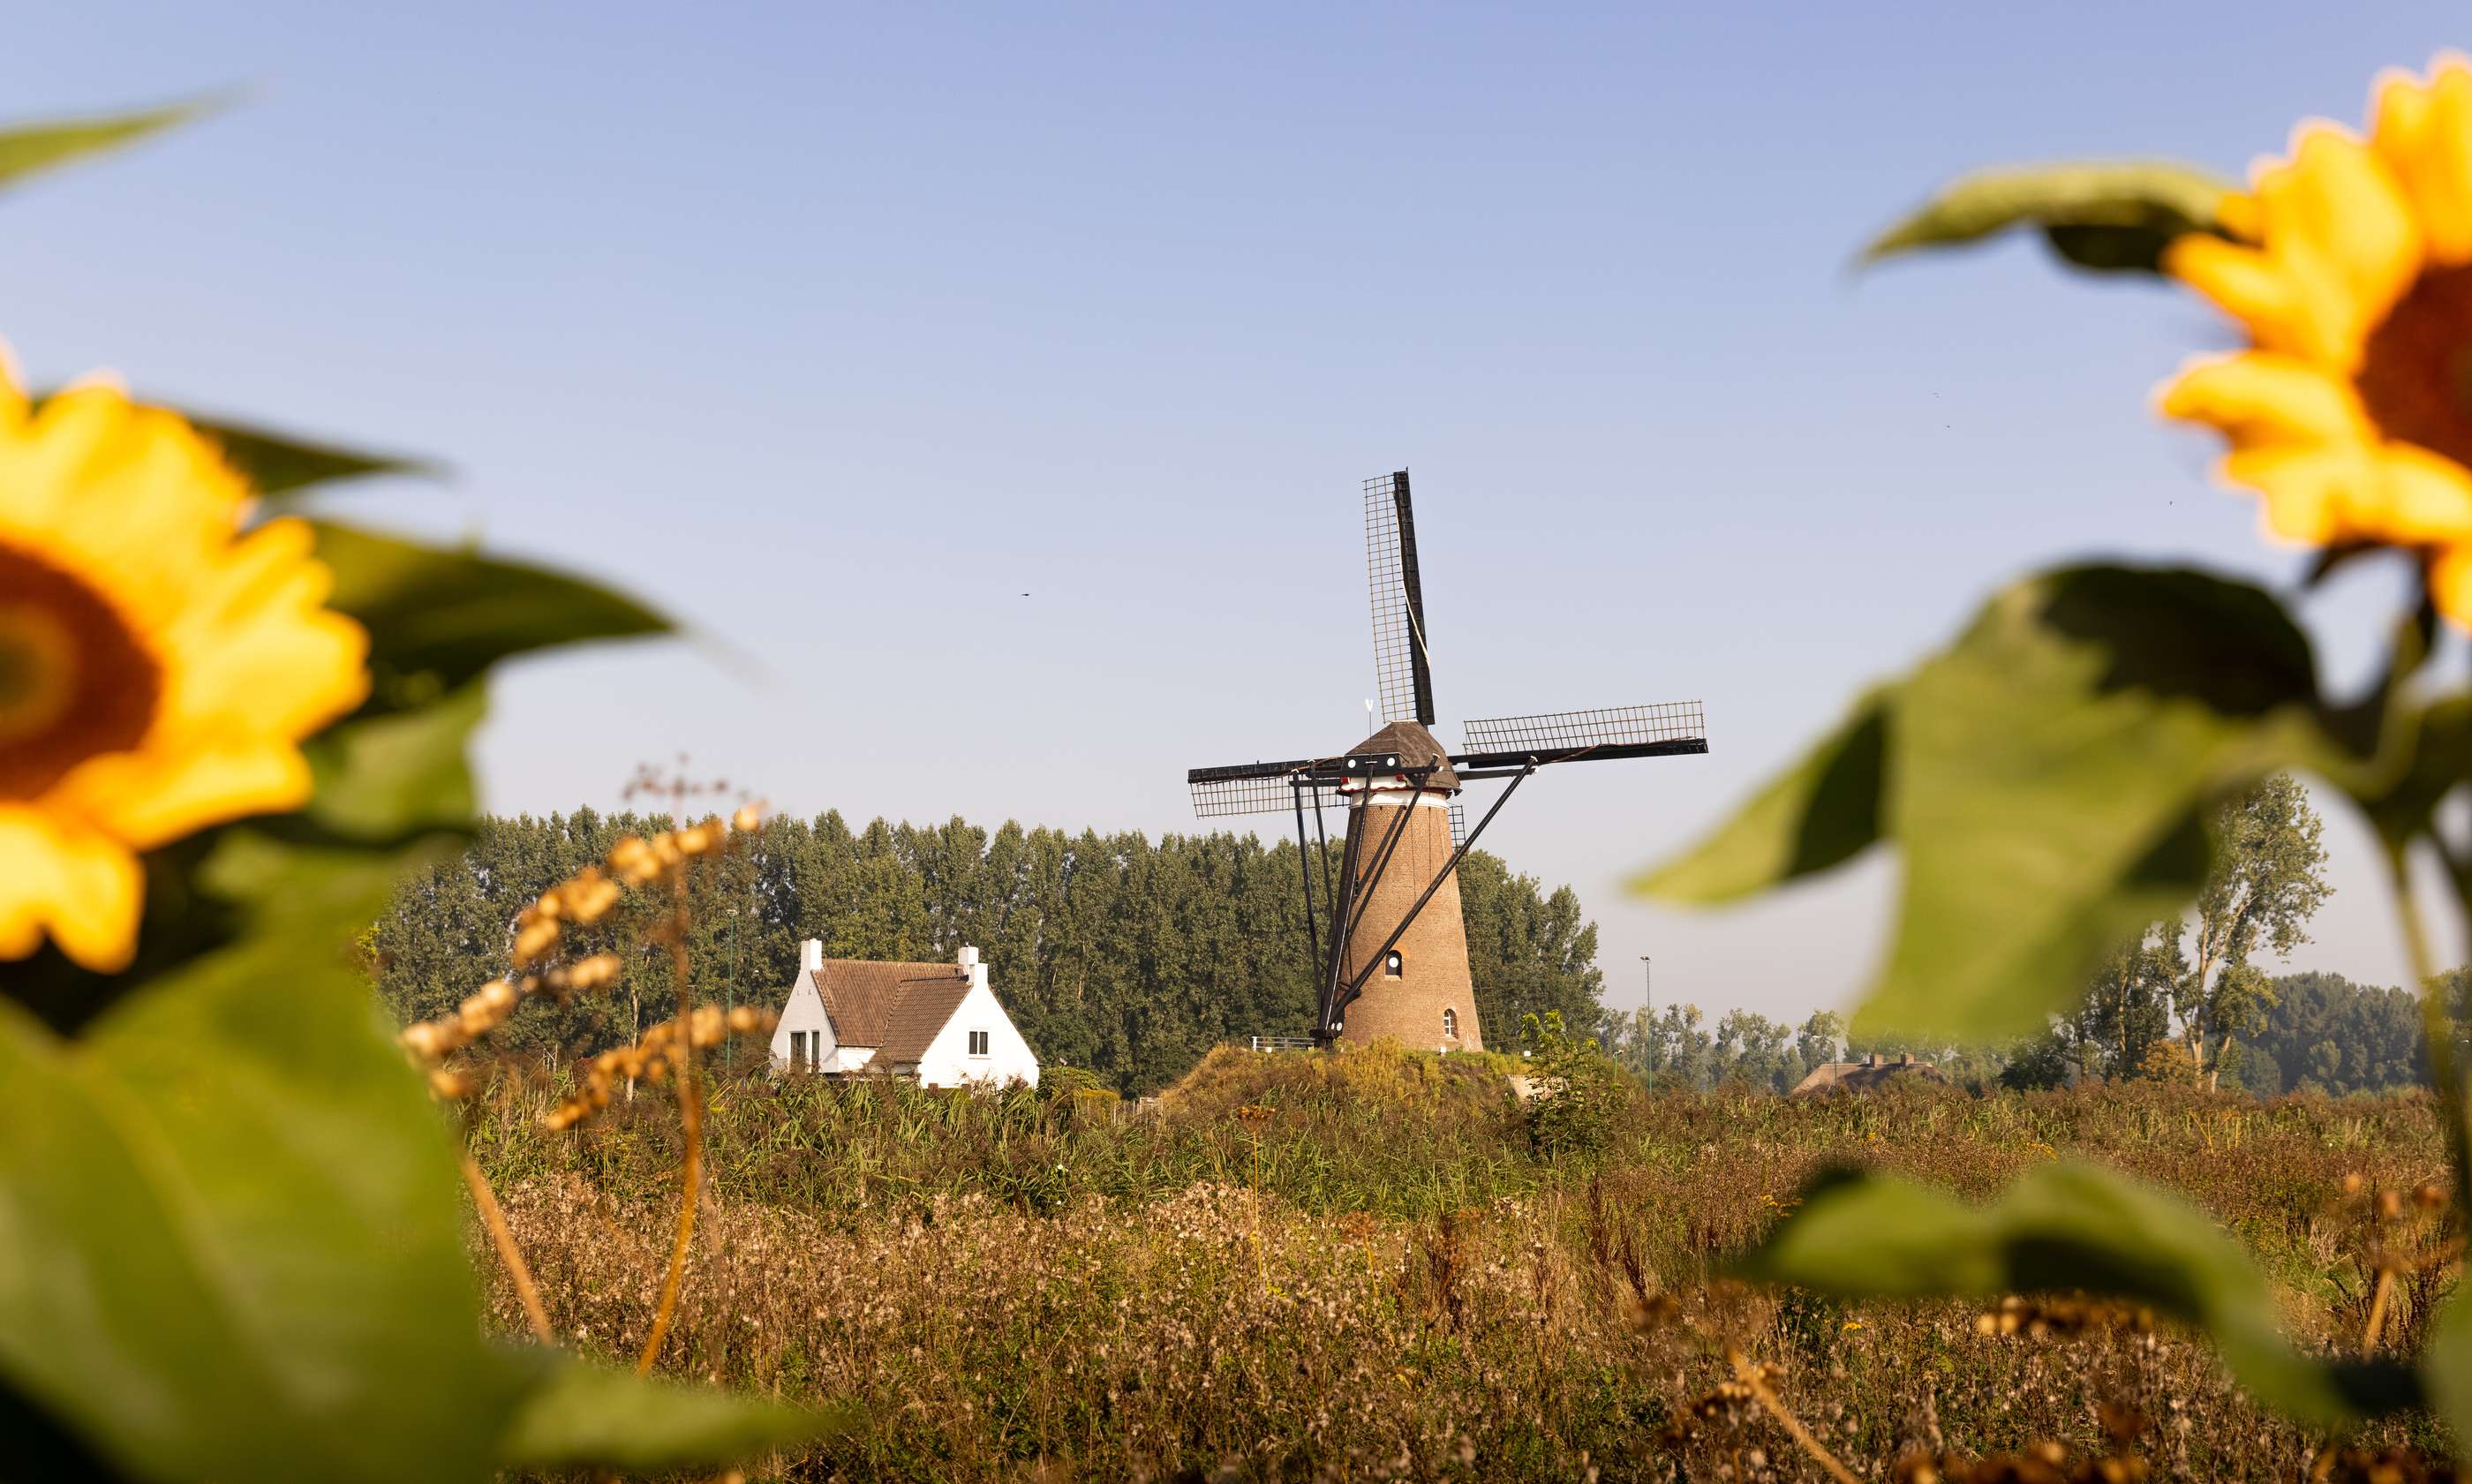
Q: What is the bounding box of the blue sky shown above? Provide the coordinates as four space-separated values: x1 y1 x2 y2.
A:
5 3 2465 1024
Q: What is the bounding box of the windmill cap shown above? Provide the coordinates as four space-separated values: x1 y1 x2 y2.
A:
1345 719 1457 791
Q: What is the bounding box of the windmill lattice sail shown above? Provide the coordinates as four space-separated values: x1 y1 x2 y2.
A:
1460 703 1707 757
1187 770 1344 819
1365 471 1435 727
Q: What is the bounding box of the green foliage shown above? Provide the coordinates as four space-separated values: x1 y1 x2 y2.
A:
2175 773 2332 1084
0 97 217 192
369 814 1609 1095
312 521 671 704
2426 1293 2472 1456
193 414 439 501
1644 566 2350 1045
2241 972 2428 1096
2008 777 2333 1088
1627 692 1884 904
0 934 515 1484
1859 160 2242 275
496 1354 852 1473
1605 1003 1861 1093
1737 1162 2420 1425
1520 1011 1626 1160
0 102 827 1480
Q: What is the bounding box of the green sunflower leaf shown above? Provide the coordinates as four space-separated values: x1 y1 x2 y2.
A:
311 519 672 714
0 898 519 1483
1639 565 2336 1043
1737 1162 2420 1426
494 1352 853 1473
298 679 490 842
193 413 440 501
0 98 222 193
1627 689 1889 903
22 393 436 502
1865 565 2325 1040
1861 160 2242 275
2424 1290 2472 1453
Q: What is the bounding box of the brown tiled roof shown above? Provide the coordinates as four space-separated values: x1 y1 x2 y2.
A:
810 959 965 1050
874 974 978 1066
1346 719 1458 791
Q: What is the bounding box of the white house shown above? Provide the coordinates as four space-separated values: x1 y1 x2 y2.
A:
768 939 1039 1089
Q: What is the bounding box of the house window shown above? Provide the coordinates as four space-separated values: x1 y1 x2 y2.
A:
809 1035 823 1072
1443 1007 1458 1039
968 1029 991 1058
789 1030 807 1069
1383 950 1404 978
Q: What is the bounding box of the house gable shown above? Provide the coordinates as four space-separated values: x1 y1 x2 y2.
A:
773 940 1039 1088
768 965 836 1072
907 980 1039 1089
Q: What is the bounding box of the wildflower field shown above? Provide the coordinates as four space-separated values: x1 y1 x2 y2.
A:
467 1047 2453 1481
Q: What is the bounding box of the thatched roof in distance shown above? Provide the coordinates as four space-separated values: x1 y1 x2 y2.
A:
1790 1052 1948 1096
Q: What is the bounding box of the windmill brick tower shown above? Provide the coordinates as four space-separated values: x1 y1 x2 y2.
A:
1331 719 1480 1048
1187 471 1709 1052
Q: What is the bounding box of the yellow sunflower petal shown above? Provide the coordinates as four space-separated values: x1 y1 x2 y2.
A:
2364 443 2472 544
0 387 249 611
2214 192 2262 244
0 373 368 973
2254 126 2421 367
2155 352 2368 447
156 518 369 738
2163 236 2310 353
2218 443 2379 546
0 809 142 971
52 742 310 851
0 343 26 426
2429 542 2472 631
2372 65 2472 264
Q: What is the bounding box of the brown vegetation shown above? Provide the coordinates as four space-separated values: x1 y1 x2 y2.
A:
471 1046 2458 1480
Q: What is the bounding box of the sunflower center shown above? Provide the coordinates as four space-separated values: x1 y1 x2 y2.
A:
0 540 160 799
2357 261 2472 471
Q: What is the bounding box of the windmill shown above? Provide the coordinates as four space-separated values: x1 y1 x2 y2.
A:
1186 471 1708 1052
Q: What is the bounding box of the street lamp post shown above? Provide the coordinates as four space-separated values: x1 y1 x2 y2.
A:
1640 954 1653 1092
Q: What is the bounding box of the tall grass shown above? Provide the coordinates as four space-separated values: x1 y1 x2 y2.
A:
471 1048 2454 1480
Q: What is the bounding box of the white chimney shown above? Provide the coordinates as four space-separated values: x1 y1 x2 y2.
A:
800 938 823 973
958 944 987 991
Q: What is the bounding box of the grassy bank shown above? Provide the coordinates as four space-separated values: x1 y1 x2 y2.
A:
469 1047 2454 1480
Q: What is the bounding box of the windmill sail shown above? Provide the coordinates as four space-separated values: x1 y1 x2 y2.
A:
1365 470 1436 726
1187 769 1343 819
1459 703 1707 760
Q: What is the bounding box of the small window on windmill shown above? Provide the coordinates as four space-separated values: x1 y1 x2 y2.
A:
1443 1006 1458 1039
968 1029 991 1057
1383 950 1404 978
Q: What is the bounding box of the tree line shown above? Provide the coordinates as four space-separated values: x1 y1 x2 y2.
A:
368 810 1608 1094
1590 971 2434 1098
1593 776 2446 1098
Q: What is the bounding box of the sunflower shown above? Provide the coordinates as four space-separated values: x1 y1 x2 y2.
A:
2158 55 2472 621
0 362 366 972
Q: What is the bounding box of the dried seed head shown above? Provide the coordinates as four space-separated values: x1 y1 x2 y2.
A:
400 1021 454 1062
511 919 560 966
562 953 622 991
